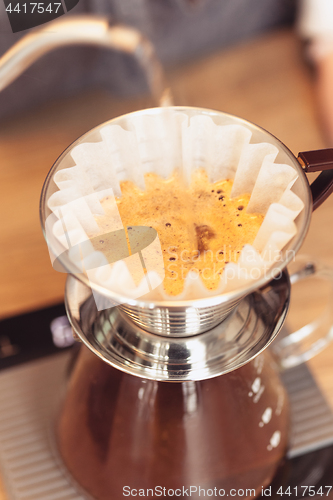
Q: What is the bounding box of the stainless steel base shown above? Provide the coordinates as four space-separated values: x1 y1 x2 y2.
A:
66 272 290 381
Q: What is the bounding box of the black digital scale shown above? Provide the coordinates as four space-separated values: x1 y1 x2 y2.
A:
0 304 332 500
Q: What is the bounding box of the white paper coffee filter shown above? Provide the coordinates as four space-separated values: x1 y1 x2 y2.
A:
46 109 304 302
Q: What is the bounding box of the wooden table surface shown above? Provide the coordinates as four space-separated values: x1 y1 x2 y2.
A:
0 28 333 497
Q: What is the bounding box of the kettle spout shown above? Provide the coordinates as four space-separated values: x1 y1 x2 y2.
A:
0 15 172 106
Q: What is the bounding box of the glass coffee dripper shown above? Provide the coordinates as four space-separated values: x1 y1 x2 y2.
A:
2 14 333 500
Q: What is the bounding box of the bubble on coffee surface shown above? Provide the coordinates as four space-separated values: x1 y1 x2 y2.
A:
92 170 264 296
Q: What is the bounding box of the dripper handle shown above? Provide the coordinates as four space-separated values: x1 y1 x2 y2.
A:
272 256 333 369
298 149 333 210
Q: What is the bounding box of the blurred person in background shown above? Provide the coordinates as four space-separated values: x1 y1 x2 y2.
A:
0 0 333 142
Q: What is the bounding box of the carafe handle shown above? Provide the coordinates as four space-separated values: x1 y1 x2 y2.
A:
298 149 333 210
272 255 333 369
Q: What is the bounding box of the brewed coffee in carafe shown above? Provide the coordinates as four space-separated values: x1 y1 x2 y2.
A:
57 337 288 498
